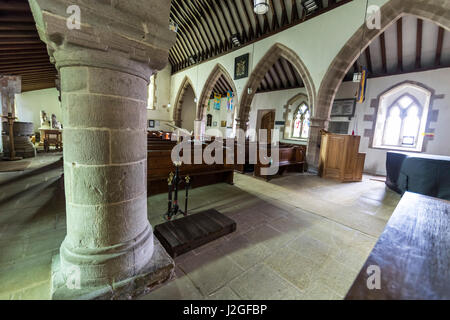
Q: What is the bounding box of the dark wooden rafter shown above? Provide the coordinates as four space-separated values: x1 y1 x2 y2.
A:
379 32 387 74
219 0 240 42
291 0 299 23
248 0 262 37
202 0 229 50
225 0 248 42
0 0 57 92
173 1 207 54
171 0 354 74
193 0 220 54
364 47 373 74
435 27 445 66
416 18 423 69
181 1 209 57
280 0 288 27
269 0 279 31
239 0 255 40
397 17 403 72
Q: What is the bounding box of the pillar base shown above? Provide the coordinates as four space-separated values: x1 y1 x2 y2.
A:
50 238 175 300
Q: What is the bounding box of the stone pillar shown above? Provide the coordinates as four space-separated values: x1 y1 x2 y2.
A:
194 118 203 140
1 75 22 156
306 117 330 173
29 0 176 299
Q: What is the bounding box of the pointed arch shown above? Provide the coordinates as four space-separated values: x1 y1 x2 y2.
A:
309 0 450 169
317 0 450 122
238 43 316 130
197 64 238 121
173 76 196 127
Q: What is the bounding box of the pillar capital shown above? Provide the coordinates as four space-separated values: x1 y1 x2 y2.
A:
29 0 176 79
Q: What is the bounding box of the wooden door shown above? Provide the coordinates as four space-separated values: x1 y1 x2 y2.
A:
260 111 275 143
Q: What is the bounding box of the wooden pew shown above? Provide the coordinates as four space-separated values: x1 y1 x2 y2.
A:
254 145 306 180
147 142 234 195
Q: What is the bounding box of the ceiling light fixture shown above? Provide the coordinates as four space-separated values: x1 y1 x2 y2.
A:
301 0 319 15
254 0 269 15
231 34 241 47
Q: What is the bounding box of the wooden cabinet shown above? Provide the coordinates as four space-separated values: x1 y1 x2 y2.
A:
319 133 365 182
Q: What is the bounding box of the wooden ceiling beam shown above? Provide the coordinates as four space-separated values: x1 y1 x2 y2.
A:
203 0 229 51
435 27 445 66
280 0 288 27
268 67 282 89
239 0 255 40
0 44 46 51
397 17 403 72
0 54 49 61
0 37 42 45
180 1 212 56
171 3 202 56
248 0 262 37
0 30 39 38
273 60 288 88
269 0 279 31
190 2 216 58
226 0 247 42
264 72 275 90
0 58 50 65
220 0 242 43
365 47 373 74
379 32 387 74
194 0 220 54
280 57 297 87
0 1 31 11
416 18 423 69
0 14 35 23
291 0 299 23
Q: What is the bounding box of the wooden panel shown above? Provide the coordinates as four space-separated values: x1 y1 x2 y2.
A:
346 192 450 300
154 209 237 258
319 133 365 182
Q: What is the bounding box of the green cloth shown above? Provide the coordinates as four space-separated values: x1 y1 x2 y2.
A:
386 152 450 201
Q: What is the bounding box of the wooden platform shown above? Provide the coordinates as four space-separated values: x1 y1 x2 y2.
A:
346 192 450 300
153 209 236 258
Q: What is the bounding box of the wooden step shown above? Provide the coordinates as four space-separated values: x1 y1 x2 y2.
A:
154 209 236 258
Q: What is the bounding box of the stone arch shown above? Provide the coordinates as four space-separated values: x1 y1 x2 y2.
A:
197 63 238 121
311 0 450 168
173 76 197 127
238 43 316 131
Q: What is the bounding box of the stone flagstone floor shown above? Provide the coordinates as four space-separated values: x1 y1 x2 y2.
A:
0 154 401 299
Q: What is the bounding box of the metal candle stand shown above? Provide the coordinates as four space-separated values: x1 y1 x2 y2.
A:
164 162 191 221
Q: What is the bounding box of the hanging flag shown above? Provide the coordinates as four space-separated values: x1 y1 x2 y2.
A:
226 91 233 111
357 67 368 103
214 93 221 110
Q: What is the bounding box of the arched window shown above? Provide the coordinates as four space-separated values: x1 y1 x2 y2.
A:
206 114 213 127
292 103 310 139
373 84 431 152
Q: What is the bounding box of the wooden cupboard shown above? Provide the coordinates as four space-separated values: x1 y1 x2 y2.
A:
319 133 365 182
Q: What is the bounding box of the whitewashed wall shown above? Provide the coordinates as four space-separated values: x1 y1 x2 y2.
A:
15 88 62 132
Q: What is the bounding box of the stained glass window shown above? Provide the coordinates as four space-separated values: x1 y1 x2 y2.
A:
292 103 310 139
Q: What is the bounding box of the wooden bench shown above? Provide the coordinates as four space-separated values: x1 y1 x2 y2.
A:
147 144 234 195
346 192 450 300
254 145 306 180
